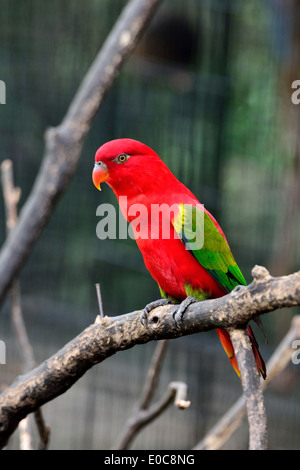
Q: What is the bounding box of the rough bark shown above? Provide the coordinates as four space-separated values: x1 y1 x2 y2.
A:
194 315 300 450
230 328 267 450
0 266 299 448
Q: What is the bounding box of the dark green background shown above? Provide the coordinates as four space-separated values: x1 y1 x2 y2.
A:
0 0 299 450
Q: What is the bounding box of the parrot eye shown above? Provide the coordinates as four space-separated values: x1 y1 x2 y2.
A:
116 153 129 163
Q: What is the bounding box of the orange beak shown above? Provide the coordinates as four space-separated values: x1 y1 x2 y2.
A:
92 162 109 191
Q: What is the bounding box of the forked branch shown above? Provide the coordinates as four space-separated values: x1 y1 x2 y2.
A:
0 266 299 448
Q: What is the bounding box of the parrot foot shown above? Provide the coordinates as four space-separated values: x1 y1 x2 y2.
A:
172 296 198 328
140 299 170 325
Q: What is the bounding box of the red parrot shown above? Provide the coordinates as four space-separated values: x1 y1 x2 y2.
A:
92 138 266 379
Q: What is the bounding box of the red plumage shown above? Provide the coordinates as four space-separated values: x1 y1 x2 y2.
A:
93 138 266 379
94 139 226 299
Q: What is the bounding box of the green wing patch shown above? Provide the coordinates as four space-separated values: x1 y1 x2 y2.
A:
184 283 209 301
158 284 179 303
173 203 246 293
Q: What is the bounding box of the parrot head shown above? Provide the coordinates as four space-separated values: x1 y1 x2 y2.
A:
92 138 161 192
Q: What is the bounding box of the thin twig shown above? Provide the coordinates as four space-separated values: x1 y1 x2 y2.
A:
116 340 166 447
95 283 104 319
0 159 50 450
114 340 190 449
0 159 21 232
10 281 35 371
18 418 32 451
1 161 33 366
169 381 191 410
139 339 169 409
115 378 190 450
34 409 50 450
194 315 300 450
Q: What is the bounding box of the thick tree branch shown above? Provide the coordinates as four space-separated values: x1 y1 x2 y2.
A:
0 0 162 306
230 328 267 450
0 266 299 448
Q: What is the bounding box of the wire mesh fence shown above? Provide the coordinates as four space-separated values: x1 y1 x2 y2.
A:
0 0 299 449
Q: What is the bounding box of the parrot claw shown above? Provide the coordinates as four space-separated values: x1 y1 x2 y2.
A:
140 299 170 325
172 296 198 328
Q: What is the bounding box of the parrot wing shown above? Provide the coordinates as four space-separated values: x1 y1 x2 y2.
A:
172 203 266 379
172 203 246 293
